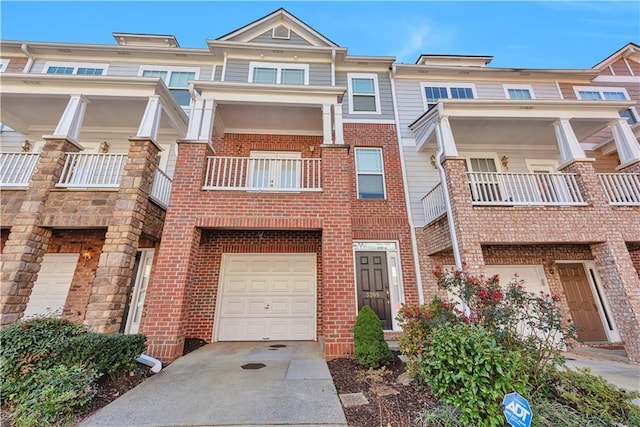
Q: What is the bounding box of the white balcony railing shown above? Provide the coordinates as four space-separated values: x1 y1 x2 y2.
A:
149 168 172 208
57 153 127 188
598 173 640 206
0 153 39 187
467 172 586 206
422 183 447 224
204 156 322 191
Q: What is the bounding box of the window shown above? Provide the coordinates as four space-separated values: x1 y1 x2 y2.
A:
348 73 380 114
43 62 108 75
355 148 385 199
504 84 535 100
575 86 638 125
248 151 301 190
248 62 308 85
0 59 11 72
139 66 199 106
420 82 476 110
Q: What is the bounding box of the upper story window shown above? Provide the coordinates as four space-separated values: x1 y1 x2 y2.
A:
504 84 535 100
139 66 199 106
575 86 638 125
0 59 10 72
348 73 381 114
355 148 386 199
248 62 309 85
44 62 108 75
420 82 476 110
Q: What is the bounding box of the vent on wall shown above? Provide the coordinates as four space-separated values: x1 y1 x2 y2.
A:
272 25 291 40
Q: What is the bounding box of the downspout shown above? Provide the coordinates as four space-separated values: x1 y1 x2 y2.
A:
136 353 162 373
433 111 463 270
389 64 425 305
21 43 34 73
331 49 336 86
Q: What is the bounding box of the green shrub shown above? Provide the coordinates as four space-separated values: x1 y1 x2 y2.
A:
418 322 529 427
8 364 96 427
418 404 464 427
353 305 394 368
57 332 147 377
530 399 602 427
547 367 640 425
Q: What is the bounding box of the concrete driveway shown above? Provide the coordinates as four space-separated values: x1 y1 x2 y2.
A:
81 342 347 427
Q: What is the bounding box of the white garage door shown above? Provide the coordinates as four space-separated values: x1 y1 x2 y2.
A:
216 254 316 341
485 265 549 295
24 253 78 318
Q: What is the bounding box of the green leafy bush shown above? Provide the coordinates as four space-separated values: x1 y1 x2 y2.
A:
547 367 640 425
418 322 528 427
353 305 393 368
57 332 147 377
8 364 96 427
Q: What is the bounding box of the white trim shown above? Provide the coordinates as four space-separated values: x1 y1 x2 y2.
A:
211 64 216 81
352 241 405 331
124 248 155 335
594 75 640 84
248 61 309 85
0 58 10 72
573 85 630 100
503 84 535 100
213 253 317 342
419 81 477 111
354 147 387 199
555 260 621 343
347 72 381 115
221 53 228 82
555 81 565 100
622 57 634 76
524 159 558 173
43 61 109 75
271 25 291 40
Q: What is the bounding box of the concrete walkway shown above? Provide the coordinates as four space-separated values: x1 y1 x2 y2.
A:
81 342 347 427
563 350 640 394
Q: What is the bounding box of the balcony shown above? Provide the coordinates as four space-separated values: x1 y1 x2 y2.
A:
203 156 322 192
0 153 39 187
598 173 640 206
422 183 446 224
467 172 586 206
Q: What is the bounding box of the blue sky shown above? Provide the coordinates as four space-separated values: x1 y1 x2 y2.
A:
1 1 638 69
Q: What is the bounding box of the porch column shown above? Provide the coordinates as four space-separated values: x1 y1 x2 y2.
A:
591 236 640 363
322 104 332 145
610 118 640 170
186 98 216 143
333 103 344 145
553 118 588 166
0 137 80 325
83 135 160 332
142 142 213 362
50 95 89 144
436 116 458 157
137 95 163 141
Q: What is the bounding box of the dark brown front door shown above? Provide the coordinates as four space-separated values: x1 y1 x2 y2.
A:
356 251 392 330
557 263 607 342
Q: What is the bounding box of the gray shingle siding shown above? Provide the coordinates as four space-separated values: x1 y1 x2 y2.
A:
337 71 395 121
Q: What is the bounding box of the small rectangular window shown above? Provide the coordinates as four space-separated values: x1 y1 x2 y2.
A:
47 67 74 75
421 83 476 110
355 148 385 199
44 62 107 75
348 73 381 114
503 84 535 100
281 68 304 85
249 62 308 85
253 67 278 84
578 91 603 100
575 86 637 125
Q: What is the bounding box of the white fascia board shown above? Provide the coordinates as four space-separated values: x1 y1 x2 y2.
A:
194 81 345 104
207 40 344 58
594 75 640 84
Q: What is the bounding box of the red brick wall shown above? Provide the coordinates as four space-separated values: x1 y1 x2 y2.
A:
185 230 322 341
628 243 640 279
1 56 27 73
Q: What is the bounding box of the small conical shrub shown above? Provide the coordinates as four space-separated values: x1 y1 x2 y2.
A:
353 305 394 368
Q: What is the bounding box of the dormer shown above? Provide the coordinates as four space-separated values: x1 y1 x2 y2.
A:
113 33 180 48
415 54 493 68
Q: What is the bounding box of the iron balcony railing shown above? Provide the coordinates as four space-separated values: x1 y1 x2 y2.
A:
422 183 447 224
598 173 640 206
204 156 322 191
467 172 586 206
0 152 39 187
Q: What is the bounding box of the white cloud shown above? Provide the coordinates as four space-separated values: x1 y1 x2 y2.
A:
389 22 456 63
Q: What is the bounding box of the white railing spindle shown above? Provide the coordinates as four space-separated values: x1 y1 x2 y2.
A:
149 168 172 208
0 153 40 187
598 173 640 206
57 153 126 188
421 183 446 224
203 156 322 191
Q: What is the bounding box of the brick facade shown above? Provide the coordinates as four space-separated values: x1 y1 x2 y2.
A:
142 124 419 362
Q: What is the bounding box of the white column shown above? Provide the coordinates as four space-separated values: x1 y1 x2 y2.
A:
435 116 458 157
334 103 344 145
52 95 89 143
185 98 216 142
137 95 163 141
322 104 332 145
553 118 587 164
610 118 640 167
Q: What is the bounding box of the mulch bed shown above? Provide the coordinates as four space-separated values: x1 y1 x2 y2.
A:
327 356 438 427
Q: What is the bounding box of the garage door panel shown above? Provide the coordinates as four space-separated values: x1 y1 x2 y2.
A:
24 254 77 318
217 254 316 341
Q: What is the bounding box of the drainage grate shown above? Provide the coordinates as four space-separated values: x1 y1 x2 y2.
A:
269 344 287 348
241 363 266 370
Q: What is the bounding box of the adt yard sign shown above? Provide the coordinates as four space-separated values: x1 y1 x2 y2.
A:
502 392 532 427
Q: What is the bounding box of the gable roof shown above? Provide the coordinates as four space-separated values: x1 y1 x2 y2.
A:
592 42 640 69
216 8 339 48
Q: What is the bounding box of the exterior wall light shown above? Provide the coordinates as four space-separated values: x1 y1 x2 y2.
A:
21 139 31 152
